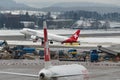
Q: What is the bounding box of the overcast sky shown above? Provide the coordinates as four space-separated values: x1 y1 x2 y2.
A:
14 0 120 8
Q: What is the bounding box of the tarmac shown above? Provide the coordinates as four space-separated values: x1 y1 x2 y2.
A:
0 60 120 80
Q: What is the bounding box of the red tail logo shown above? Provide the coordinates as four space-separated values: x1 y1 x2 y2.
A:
62 29 80 43
70 29 80 40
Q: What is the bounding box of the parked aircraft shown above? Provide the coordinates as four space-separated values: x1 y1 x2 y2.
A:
20 27 80 45
0 21 88 80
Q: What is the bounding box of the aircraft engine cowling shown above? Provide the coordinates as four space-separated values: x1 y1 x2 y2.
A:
39 73 46 80
31 35 39 42
39 70 53 80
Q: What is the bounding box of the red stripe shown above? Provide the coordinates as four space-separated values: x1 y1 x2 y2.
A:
45 48 50 61
44 28 47 42
44 27 50 61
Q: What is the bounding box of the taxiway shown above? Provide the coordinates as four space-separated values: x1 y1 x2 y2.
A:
0 60 120 80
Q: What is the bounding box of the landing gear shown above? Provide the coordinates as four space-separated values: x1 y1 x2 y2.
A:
41 40 53 45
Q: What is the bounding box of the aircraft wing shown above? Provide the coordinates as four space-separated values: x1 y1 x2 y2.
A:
0 71 39 78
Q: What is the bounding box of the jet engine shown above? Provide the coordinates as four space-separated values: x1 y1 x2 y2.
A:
50 40 53 44
39 70 54 80
39 73 46 80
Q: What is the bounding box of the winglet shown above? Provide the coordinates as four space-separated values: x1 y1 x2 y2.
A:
43 21 51 68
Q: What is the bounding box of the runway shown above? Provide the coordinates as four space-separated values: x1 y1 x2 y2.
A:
0 36 119 48
1 33 120 41
1 30 120 54
1 29 120 49
0 60 120 80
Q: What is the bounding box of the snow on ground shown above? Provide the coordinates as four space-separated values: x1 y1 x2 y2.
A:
1 29 120 36
79 37 120 44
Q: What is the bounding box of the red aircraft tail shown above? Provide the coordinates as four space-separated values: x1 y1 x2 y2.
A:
62 29 80 43
43 21 51 68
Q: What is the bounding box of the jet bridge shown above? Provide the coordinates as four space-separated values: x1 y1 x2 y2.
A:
97 46 118 56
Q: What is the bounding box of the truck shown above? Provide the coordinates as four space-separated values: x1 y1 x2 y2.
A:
23 47 37 54
11 45 37 59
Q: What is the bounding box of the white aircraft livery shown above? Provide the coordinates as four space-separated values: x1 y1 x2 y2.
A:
20 27 80 45
0 21 88 80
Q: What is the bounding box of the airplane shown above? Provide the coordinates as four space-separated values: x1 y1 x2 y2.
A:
20 27 80 45
0 21 89 80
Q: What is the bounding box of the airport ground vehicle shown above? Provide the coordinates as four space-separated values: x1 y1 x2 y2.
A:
90 49 99 62
68 49 77 58
0 40 8 51
11 45 37 59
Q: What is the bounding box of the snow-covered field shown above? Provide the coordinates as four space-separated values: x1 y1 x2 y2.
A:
1 29 120 36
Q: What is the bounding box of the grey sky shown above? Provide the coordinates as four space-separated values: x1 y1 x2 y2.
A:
14 0 120 8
